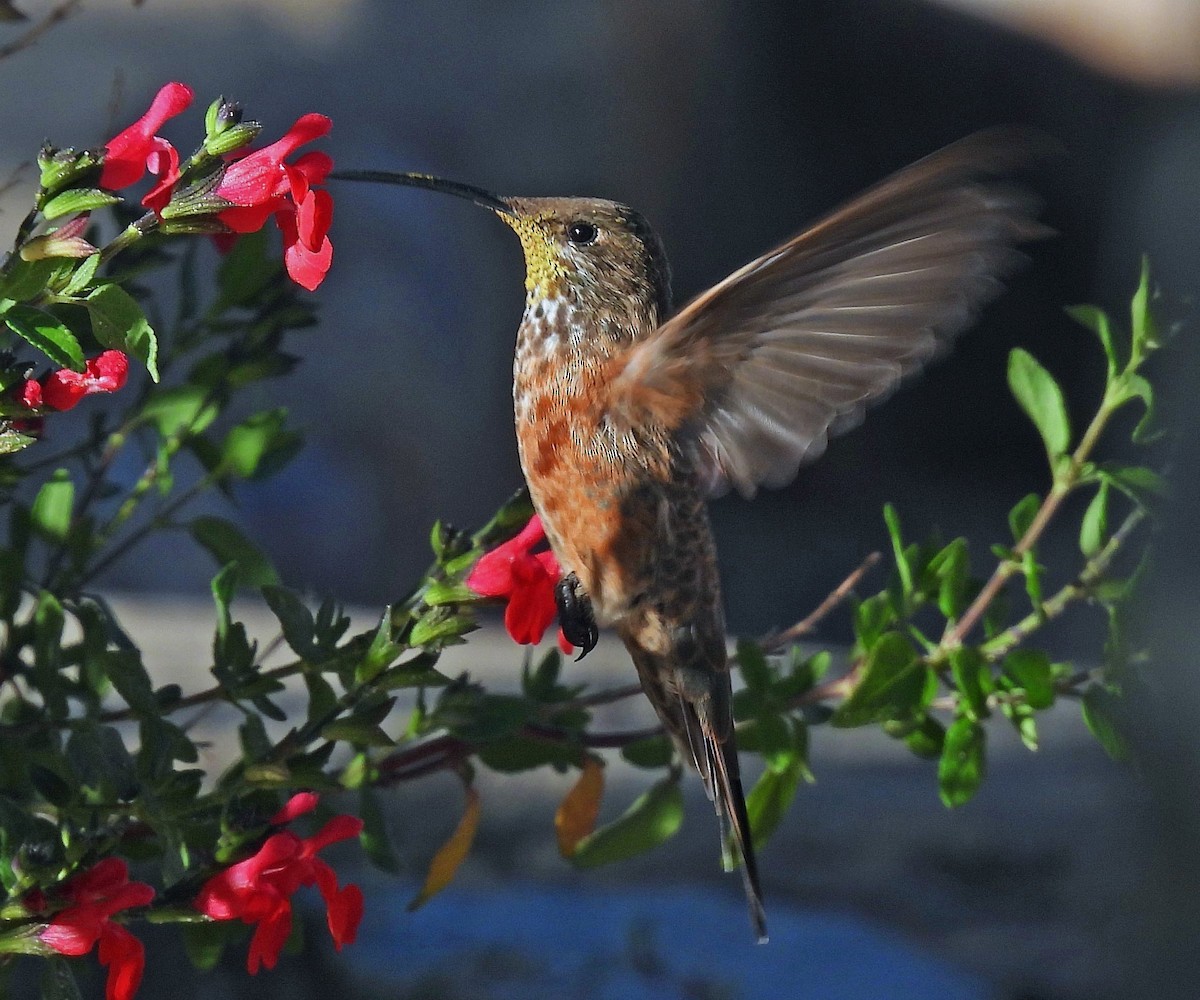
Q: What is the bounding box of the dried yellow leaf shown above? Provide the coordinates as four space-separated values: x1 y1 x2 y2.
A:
555 756 605 858
407 785 481 910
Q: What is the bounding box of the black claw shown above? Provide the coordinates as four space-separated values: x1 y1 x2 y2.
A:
555 572 598 660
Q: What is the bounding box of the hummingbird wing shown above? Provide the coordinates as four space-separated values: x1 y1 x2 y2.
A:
605 129 1051 498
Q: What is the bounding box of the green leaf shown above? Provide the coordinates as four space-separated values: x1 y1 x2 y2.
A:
4 304 85 371
832 632 929 727
41 188 121 220
736 639 772 693
141 385 219 437
214 228 280 311
853 593 895 653
620 734 675 769
1079 480 1110 558
85 283 158 381
410 608 476 647
1113 373 1159 444
181 921 235 971
1008 493 1040 543
360 786 402 873
881 504 914 600
745 758 804 845
1003 649 1055 709
103 649 157 716
31 468 73 541
1008 348 1071 462
219 409 300 480
1098 463 1168 506
570 774 684 868
259 588 320 664
191 515 279 587
0 256 58 302
902 716 946 759
938 715 985 807
1129 255 1160 361
929 536 970 620
61 253 101 297
949 647 992 720
1082 685 1129 762
1065 302 1120 375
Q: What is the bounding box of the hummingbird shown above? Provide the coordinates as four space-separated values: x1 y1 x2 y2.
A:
334 129 1046 942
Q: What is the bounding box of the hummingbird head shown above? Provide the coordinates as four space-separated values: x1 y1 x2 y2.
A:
494 197 672 324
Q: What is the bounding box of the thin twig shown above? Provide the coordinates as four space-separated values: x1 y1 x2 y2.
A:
0 0 82 60
760 550 882 653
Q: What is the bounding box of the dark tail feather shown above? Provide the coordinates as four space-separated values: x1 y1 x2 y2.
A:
625 634 769 942
701 703 769 943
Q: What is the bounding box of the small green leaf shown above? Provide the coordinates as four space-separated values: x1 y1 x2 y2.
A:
736 639 772 693
929 537 970 620
4 304 85 371
1065 302 1120 375
745 758 804 845
219 409 300 480
950 647 992 720
61 253 101 297
1129 255 1160 361
191 516 279 587
103 650 157 716
141 385 219 437
360 786 401 873
1079 481 1111 558
1082 685 1129 762
85 283 158 381
1008 493 1041 543
883 503 913 600
570 774 684 868
41 188 121 220
1098 463 1168 506
938 715 985 807
1008 348 1071 462
832 632 928 727
31 468 74 541
620 735 675 769
258 585 318 661
903 716 946 759
1003 649 1055 709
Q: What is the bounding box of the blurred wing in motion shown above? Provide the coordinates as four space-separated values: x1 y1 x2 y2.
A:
606 129 1052 498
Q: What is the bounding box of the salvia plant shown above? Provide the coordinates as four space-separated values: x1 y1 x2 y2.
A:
0 81 1168 1000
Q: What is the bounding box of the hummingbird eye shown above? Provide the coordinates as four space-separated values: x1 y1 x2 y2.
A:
566 221 599 246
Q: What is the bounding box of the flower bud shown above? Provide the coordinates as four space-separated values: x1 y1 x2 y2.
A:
203 119 262 157
19 215 98 261
36 143 101 199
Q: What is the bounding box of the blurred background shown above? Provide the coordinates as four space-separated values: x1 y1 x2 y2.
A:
2 1 1199 998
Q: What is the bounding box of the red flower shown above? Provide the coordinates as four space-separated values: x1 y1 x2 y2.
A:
467 514 574 653
21 350 129 412
213 114 334 291
39 858 155 1000
100 82 193 193
194 792 364 973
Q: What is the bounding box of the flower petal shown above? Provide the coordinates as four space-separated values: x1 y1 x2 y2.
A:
271 791 319 826
97 924 145 1000
100 82 194 191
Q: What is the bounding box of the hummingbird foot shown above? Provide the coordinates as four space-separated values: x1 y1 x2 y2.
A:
555 572 598 660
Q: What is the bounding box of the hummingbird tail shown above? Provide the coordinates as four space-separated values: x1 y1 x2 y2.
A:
622 631 769 942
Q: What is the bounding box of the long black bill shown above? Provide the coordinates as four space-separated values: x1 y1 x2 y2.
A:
329 169 512 216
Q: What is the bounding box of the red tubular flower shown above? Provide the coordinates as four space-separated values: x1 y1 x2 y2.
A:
194 793 365 973
466 514 574 653
22 350 129 412
100 82 193 192
39 858 155 1000
213 114 334 291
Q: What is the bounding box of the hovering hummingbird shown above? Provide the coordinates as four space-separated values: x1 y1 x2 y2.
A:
335 130 1046 941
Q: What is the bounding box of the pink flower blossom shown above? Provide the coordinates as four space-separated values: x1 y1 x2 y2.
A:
467 514 574 652
39 858 155 1000
194 793 364 973
100 82 193 193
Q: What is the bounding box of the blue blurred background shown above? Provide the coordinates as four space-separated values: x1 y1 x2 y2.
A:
2 1 1199 997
